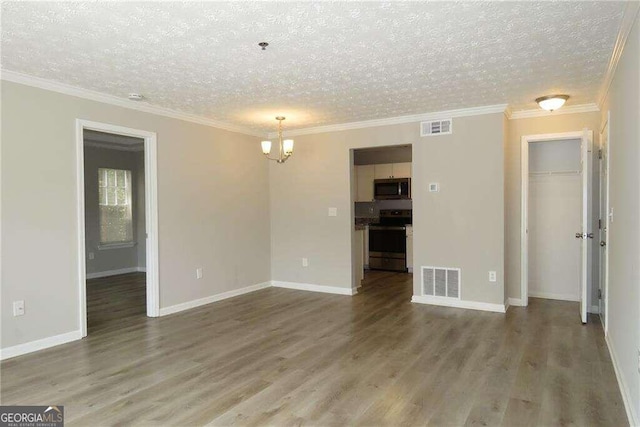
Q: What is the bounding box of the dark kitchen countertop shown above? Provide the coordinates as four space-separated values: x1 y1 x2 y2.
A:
355 217 378 230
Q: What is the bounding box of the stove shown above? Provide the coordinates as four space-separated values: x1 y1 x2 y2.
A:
368 209 412 272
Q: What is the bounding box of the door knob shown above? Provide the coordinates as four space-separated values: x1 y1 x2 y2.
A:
575 232 583 239
600 241 606 247
587 233 594 239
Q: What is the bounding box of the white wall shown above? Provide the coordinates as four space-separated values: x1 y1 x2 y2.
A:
1 81 271 350
83 145 145 275
599 12 640 425
269 113 506 306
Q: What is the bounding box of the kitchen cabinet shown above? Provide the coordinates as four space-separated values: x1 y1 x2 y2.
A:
355 229 365 286
406 225 413 273
393 162 412 178
374 163 393 179
364 225 369 268
374 162 412 179
356 165 375 202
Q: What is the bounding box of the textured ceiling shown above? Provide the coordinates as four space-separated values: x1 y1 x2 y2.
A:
1 1 626 133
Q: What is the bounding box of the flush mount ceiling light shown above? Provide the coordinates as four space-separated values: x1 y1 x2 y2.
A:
261 116 294 163
535 94 569 111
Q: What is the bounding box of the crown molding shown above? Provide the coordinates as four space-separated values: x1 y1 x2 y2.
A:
508 103 600 120
0 69 265 138
269 104 509 138
597 1 640 108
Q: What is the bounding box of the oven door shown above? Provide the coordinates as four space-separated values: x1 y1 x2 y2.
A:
368 226 407 271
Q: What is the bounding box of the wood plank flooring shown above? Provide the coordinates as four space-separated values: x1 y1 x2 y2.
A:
0 271 628 426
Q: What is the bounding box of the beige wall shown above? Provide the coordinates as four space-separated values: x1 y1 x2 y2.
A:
599 12 640 424
1 81 271 349
414 113 505 304
269 113 506 305
505 111 601 304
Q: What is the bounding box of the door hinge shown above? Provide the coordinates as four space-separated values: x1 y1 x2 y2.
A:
599 219 602 229
598 289 602 299
598 149 602 160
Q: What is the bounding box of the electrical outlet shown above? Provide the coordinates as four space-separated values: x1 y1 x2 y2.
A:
88 252 95 260
489 271 497 282
13 300 25 316
328 207 337 217
196 268 203 279
302 258 309 267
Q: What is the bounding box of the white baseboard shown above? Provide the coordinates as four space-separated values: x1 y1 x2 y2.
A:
508 298 524 307
605 334 639 427
0 330 82 361
159 281 272 316
272 281 357 296
411 295 506 313
528 291 579 302
86 266 145 279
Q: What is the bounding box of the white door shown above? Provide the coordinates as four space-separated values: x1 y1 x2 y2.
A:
579 129 593 324
599 119 609 328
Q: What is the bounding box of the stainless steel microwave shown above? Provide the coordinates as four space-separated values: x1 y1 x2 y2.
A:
374 178 411 200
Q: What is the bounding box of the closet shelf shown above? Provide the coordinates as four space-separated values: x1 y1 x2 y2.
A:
529 170 580 176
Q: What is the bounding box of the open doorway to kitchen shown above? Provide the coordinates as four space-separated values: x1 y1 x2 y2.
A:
76 120 159 337
350 145 413 296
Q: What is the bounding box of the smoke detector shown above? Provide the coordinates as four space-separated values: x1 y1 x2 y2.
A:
128 93 144 101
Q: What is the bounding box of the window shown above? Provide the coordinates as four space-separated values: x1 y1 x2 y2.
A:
98 168 133 246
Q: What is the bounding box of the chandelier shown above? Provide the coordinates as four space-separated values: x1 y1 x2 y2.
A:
261 116 294 163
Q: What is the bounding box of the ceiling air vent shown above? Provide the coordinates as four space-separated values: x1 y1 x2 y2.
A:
420 119 452 136
422 266 461 299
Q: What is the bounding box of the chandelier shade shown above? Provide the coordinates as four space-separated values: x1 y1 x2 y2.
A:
261 117 294 163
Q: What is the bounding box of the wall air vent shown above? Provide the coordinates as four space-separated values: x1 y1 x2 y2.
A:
422 266 461 299
420 119 452 136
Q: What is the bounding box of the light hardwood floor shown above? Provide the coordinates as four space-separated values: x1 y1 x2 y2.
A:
0 271 628 426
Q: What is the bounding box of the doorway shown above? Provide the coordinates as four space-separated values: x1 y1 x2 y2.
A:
350 145 413 293
521 130 594 323
76 120 159 337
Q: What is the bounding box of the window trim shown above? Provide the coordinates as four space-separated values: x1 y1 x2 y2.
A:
98 241 136 251
98 167 134 245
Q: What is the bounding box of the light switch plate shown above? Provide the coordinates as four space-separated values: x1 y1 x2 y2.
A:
302 258 309 267
429 183 439 192
13 300 25 316
196 268 203 279
328 207 337 217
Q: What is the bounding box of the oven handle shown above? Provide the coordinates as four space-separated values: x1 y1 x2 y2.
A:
369 226 407 231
